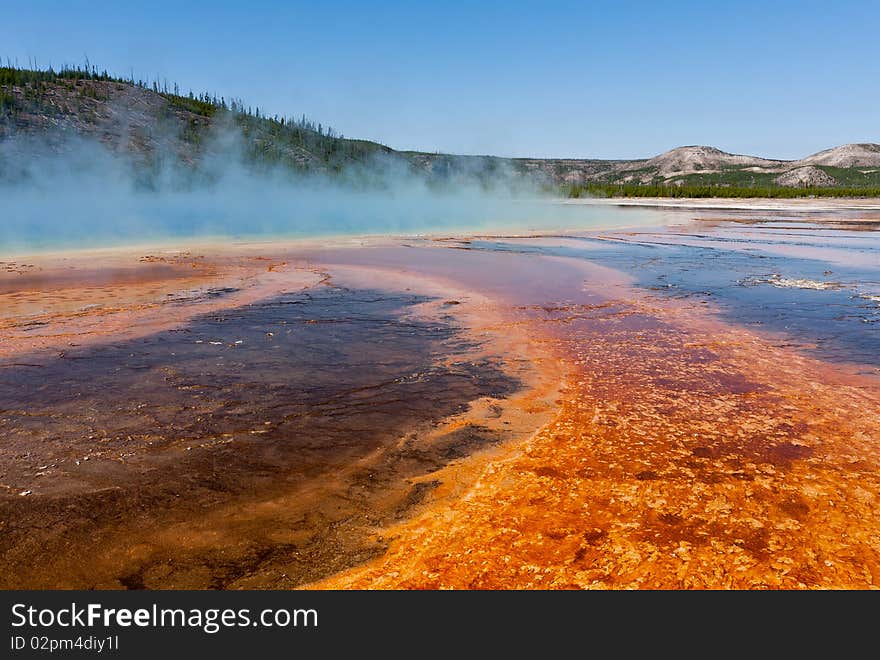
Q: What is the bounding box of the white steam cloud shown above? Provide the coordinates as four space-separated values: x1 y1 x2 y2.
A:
0 122 645 255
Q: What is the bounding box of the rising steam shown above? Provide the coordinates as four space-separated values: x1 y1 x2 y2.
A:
0 121 644 255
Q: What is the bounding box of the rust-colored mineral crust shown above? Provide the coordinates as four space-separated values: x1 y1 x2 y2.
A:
316 293 880 589
3 234 879 590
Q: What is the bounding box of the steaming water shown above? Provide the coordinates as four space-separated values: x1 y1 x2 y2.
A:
0 192 664 255
0 135 665 255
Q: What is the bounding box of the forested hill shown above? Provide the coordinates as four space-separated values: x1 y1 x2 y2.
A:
0 65 523 187
2 65 880 196
0 65 396 175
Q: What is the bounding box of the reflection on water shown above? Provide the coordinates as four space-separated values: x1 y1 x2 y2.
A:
470 213 880 369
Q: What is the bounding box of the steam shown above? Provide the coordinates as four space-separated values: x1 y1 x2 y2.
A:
0 121 645 255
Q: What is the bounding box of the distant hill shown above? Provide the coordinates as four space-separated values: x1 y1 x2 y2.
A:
615 145 785 179
522 144 880 188
798 143 880 168
2 66 879 195
774 166 839 188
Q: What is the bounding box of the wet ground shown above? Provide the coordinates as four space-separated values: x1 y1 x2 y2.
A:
2 205 879 590
314 211 880 589
465 211 880 372
0 283 519 588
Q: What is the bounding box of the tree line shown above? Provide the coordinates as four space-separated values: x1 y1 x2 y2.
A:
565 183 880 199
0 60 341 137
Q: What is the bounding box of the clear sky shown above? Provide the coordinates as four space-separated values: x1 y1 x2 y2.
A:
5 0 878 159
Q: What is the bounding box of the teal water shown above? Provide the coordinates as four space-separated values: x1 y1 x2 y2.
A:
0 190 665 256
0 135 666 254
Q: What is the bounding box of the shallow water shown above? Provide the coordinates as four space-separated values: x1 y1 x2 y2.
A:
469 213 880 370
0 284 518 588
4 204 879 589
0 199 667 256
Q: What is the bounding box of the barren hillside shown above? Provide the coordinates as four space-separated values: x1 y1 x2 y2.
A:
798 143 880 168
774 166 838 187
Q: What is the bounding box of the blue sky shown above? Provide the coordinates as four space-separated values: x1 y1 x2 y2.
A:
6 1 878 159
